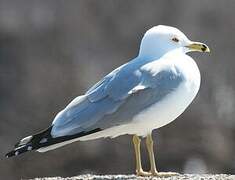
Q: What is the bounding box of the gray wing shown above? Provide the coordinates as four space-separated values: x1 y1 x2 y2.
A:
51 62 184 138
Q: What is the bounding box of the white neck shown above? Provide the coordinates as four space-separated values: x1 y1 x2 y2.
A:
138 47 185 62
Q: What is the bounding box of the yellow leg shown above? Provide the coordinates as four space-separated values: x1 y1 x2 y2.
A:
146 133 179 177
132 135 151 176
146 133 157 173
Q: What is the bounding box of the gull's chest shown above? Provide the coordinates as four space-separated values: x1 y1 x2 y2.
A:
132 57 201 133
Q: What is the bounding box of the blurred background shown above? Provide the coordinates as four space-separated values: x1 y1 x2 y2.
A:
1 0 235 179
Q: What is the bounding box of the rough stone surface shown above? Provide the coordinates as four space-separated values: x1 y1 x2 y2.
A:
29 174 235 180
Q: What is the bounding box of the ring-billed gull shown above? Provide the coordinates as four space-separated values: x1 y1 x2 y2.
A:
6 25 210 176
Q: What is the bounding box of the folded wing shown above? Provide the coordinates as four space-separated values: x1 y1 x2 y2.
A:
51 60 184 138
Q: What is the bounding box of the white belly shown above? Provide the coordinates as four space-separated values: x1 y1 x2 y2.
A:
131 79 200 135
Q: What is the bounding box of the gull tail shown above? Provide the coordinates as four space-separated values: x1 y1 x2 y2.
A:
5 127 52 158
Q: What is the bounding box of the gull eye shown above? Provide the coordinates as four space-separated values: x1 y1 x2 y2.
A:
172 37 179 43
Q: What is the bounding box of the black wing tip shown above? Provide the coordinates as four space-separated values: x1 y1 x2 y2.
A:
5 145 33 158
5 127 103 158
5 150 17 158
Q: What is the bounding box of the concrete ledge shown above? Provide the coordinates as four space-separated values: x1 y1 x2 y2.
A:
31 174 235 180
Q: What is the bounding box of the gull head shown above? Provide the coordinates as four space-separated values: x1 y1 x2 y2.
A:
139 25 210 59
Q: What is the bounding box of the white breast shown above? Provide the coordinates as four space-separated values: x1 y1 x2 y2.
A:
131 55 201 136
